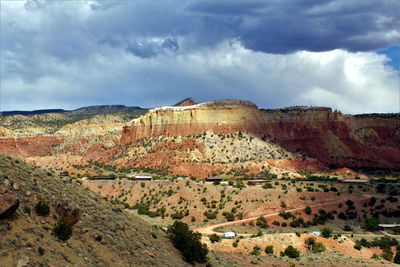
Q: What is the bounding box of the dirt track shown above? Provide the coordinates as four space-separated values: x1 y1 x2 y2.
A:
195 196 371 236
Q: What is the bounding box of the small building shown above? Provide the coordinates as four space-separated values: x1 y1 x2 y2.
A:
339 179 369 184
132 175 152 181
312 231 321 236
206 177 222 182
379 224 400 230
224 232 236 238
247 180 271 186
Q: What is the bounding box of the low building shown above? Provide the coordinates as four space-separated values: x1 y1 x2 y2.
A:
247 180 271 186
339 179 369 184
224 232 236 238
206 177 222 182
379 224 400 230
132 176 152 181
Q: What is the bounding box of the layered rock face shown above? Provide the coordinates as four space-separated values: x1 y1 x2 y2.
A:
122 100 400 170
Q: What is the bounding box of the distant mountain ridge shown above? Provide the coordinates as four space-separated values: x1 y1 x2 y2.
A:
0 105 145 117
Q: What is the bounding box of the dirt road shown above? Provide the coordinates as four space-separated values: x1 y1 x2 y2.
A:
195 196 371 236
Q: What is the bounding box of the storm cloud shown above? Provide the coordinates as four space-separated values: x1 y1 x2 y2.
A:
1 0 399 113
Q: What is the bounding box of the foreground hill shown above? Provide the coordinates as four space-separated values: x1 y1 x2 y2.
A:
0 154 189 266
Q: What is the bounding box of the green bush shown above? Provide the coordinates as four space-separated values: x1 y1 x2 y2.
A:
364 217 379 232
167 221 208 263
321 228 333 238
304 206 312 215
250 246 261 256
394 251 400 264
354 243 362 250
305 236 316 250
265 245 274 254
282 245 300 258
35 201 50 216
38 246 45 256
381 248 393 261
371 253 380 260
23 206 31 214
313 242 325 253
52 218 73 241
256 216 268 228
343 225 352 231
222 212 235 222
209 234 221 243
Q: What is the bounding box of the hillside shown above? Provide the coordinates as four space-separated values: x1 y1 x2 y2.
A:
0 99 399 179
0 154 190 266
121 99 400 172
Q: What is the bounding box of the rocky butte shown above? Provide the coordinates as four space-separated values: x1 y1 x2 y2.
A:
121 99 400 170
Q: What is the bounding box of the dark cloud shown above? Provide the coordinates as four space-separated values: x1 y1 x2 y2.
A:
1 0 399 113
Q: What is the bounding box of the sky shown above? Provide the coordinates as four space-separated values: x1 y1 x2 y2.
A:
1 0 399 114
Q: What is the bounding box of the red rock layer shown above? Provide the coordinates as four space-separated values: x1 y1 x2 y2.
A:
121 101 400 170
0 136 64 157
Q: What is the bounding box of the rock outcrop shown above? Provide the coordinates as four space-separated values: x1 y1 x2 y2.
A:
55 198 80 225
121 100 400 170
0 192 19 219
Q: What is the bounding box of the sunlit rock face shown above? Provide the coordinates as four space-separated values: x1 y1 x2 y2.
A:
121 99 400 170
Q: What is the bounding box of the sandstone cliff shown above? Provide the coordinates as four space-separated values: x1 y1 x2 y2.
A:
121 100 400 170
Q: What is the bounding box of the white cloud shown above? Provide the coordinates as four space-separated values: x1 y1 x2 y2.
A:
1 0 399 113
2 37 398 113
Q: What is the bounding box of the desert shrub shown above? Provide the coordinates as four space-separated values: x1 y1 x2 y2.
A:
191 216 196 222
343 225 352 231
171 211 184 220
364 217 379 231
265 245 274 254
321 228 333 238
334 233 342 240
52 218 73 241
358 238 371 248
167 221 208 263
209 234 221 243
381 248 393 261
290 218 307 228
272 220 280 226
313 242 325 253
279 211 294 220
394 251 400 264
250 245 261 256
232 239 239 247
23 206 31 214
338 212 347 220
371 253 380 260
371 236 399 249
254 230 263 237
35 201 50 216
203 211 217 220
135 203 149 215
256 216 268 228
305 237 316 250
222 212 235 221
354 243 362 250
368 197 377 206
281 245 300 258
304 206 312 215
38 246 45 256
263 183 273 189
